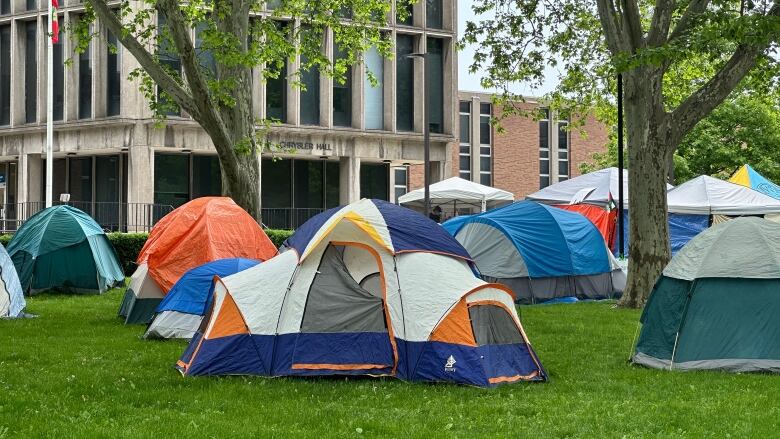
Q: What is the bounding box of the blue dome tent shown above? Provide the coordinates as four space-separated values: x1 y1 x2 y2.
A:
145 258 260 339
444 201 621 304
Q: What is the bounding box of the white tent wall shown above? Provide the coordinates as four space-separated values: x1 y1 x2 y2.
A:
0 283 10 317
667 176 780 215
394 252 485 342
224 250 299 335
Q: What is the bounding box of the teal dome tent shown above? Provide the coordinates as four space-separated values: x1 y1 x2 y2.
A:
633 217 780 372
7 205 125 294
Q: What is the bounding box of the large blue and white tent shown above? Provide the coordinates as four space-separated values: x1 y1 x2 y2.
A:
0 244 25 318
176 199 546 387
443 201 622 303
145 258 260 339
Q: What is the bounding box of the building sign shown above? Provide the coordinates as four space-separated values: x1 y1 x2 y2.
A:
276 141 332 151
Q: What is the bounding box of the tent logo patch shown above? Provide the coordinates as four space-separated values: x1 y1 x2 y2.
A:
444 355 457 372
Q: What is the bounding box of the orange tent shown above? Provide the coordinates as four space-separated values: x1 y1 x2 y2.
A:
553 204 617 249
137 197 278 292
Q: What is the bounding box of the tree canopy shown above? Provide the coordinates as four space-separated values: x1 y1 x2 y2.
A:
464 0 780 307
78 0 408 218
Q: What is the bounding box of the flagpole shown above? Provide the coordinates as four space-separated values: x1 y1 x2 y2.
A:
46 0 54 207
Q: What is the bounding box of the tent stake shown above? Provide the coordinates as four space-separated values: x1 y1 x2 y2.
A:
627 321 641 362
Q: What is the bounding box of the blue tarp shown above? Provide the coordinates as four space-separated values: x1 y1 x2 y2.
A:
612 211 710 256
669 214 709 255
156 258 260 315
448 201 611 278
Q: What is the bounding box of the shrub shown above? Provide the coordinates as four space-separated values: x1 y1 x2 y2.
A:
106 232 149 275
266 229 294 248
1 229 295 276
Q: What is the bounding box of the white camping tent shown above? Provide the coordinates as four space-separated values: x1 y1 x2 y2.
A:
667 175 780 215
526 167 674 207
398 177 514 212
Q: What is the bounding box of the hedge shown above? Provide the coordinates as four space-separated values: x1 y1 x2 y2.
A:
0 229 295 276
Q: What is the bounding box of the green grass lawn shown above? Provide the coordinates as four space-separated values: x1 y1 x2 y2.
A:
1 289 778 438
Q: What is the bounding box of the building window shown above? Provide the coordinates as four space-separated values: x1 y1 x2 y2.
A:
299 54 320 125
332 43 352 127
261 158 292 209
106 30 121 116
393 167 408 202
153 153 222 208
53 24 64 121
26 0 35 10
396 34 415 132
192 154 222 198
459 101 470 180
265 22 288 122
195 22 216 76
25 22 37 124
426 0 442 29
158 15 181 116
558 120 569 181
479 103 491 186
539 109 550 189
397 1 413 25
360 162 389 201
426 37 444 134
69 157 93 202
364 46 384 130
266 0 281 9
154 153 189 208
78 35 92 119
0 25 9 126
0 0 9 15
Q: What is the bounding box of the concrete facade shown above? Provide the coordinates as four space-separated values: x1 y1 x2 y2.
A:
0 1 458 217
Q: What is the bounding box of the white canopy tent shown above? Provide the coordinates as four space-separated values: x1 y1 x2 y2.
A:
667 175 780 215
397 177 514 212
526 167 674 207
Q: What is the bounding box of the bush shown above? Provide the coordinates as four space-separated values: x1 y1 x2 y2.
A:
1 229 295 276
106 232 149 275
266 229 294 248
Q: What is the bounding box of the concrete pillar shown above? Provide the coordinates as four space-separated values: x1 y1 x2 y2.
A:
16 154 27 204
26 153 42 203
10 20 23 127
321 28 333 128
127 136 154 205
339 155 360 204
470 96 480 183
550 110 561 184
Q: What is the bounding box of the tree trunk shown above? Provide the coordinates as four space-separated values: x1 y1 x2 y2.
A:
618 72 673 308
220 151 261 221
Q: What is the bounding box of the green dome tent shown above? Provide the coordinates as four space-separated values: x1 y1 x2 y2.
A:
7 205 125 294
633 217 780 373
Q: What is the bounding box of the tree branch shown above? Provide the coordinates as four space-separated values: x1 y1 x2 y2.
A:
595 0 630 54
156 0 233 154
88 0 197 115
647 0 675 46
620 0 646 49
671 1 780 142
668 0 711 42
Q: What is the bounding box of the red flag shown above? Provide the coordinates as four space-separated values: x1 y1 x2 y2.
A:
51 0 59 43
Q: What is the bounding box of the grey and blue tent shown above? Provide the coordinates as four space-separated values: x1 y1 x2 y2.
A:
6 205 125 294
0 243 25 318
633 217 780 372
443 201 622 304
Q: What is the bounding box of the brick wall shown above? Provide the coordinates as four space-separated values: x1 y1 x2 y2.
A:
408 99 610 198
570 112 610 178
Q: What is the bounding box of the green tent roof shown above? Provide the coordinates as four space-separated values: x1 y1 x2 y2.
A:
663 217 780 281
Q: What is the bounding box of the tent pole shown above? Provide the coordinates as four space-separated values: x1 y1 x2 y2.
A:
669 331 680 371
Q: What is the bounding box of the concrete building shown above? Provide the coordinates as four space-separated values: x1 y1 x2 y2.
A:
408 91 609 211
0 0 458 230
